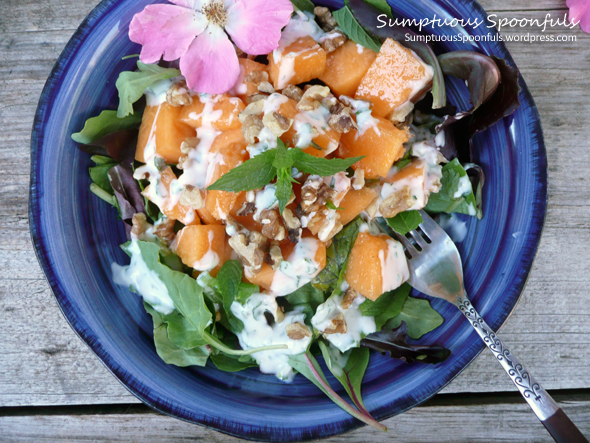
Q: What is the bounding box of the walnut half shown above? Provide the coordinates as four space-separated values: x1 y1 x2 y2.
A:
286 322 312 340
297 85 331 112
228 231 267 274
259 209 286 241
328 102 357 133
324 313 347 334
379 187 415 218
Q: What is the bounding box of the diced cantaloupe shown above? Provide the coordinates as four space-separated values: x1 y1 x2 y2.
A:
173 225 226 272
382 158 425 184
201 129 249 221
245 238 326 291
338 117 408 179
355 39 432 118
338 187 378 226
269 36 327 90
209 236 234 277
234 59 269 102
136 103 196 164
319 41 377 98
344 232 407 301
178 94 244 131
143 166 200 225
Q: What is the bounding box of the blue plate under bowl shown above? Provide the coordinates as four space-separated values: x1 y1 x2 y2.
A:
30 0 547 440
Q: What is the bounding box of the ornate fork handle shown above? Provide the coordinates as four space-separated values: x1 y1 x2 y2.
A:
456 294 588 443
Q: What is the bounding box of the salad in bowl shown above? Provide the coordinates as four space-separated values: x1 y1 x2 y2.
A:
70 0 521 430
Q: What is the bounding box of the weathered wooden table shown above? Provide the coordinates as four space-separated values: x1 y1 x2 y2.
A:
1 0 589 441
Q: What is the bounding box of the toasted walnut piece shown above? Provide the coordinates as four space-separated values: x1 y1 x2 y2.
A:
262 112 293 137
379 187 414 218
179 185 204 210
297 85 331 111
341 287 359 309
241 114 264 144
324 313 347 334
264 242 284 271
246 93 268 104
299 177 336 215
341 95 374 111
286 322 312 340
352 169 365 190
225 215 249 237
315 6 338 31
328 102 358 133
131 213 151 240
237 201 256 217
239 100 265 122
244 70 269 86
364 194 381 218
389 101 415 125
260 209 286 241
282 85 304 101
257 81 275 94
166 81 193 107
180 137 199 154
282 208 302 243
321 30 348 53
228 231 266 273
154 218 176 246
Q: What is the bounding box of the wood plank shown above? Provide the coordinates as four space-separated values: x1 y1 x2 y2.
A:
1 395 589 442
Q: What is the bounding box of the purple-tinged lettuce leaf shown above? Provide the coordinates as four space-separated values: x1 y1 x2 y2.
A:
81 129 138 162
108 163 146 221
361 322 451 364
347 0 446 109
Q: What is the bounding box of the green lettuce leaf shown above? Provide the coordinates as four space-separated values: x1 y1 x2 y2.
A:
386 210 423 235
425 159 479 218
360 283 411 330
72 110 142 144
290 0 315 13
386 296 444 339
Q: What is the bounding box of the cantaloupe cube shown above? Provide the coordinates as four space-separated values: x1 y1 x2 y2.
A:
234 59 269 102
355 39 433 118
383 159 425 183
136 103 196 164
338 187 377 226
202 129 249 221
173 225 227 272
269 36 327 90
178 94 245 131
319 41 377 98
142 166 200 226
344 232 408 300
338 117 408 179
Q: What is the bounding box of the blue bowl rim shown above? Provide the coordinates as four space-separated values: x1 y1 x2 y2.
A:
29 0 548 440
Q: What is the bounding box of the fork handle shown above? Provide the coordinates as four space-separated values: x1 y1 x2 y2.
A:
456 294 588 443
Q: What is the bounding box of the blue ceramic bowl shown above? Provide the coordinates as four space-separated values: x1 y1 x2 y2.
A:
30 0 547 440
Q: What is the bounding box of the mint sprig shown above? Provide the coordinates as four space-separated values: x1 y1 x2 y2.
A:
333 6 382 53
207 138 364 213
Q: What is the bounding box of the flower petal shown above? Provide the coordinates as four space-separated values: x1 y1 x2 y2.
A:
568 0 590 33
129 4 208 64
180 25 240 94
225 0 293 55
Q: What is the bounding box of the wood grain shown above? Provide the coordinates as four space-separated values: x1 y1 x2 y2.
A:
1 0 589 440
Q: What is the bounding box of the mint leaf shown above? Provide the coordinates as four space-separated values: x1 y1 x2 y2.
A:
362 0 393 17
386 296 444 339
290 0 315 13
333 6 382 53
326 199 343 211
425 159 479 218
285 283 325 309
276 167 298 214
273 139 294 170
116 62 180 117
207 149 277 192
290 149 364 176
386 210 423 235
360 283 411 329
72 110 142 144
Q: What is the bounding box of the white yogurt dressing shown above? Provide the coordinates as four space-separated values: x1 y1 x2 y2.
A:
312 293 376 353
231 293 312 381
341 96 380 137
112 240 175 315
191 229 220 272
253 184 279 219
454 175 472 199
269 237 322 296
379 237 409 293
437 213 468 243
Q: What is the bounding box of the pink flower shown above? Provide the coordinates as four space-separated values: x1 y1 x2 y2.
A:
129 0 293 93
567 0 590 33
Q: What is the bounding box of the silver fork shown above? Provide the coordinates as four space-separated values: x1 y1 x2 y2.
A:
380 210 587 443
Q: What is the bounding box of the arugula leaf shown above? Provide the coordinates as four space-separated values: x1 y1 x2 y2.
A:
333 6 382 53
312 217 363 294
319 343 372 415
386 210 423 235
72 110 142 144
290 0 315 13
207 149 277 192
425 159 479 218
386 296 444 339
128 241 212 344
210 353 258 372
290 148 364 176
116 62 180 117
144 303 210 367
217 260 247 333
360 283 411 329
362 0 393 17
288 352 387 431
361 322 451 364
